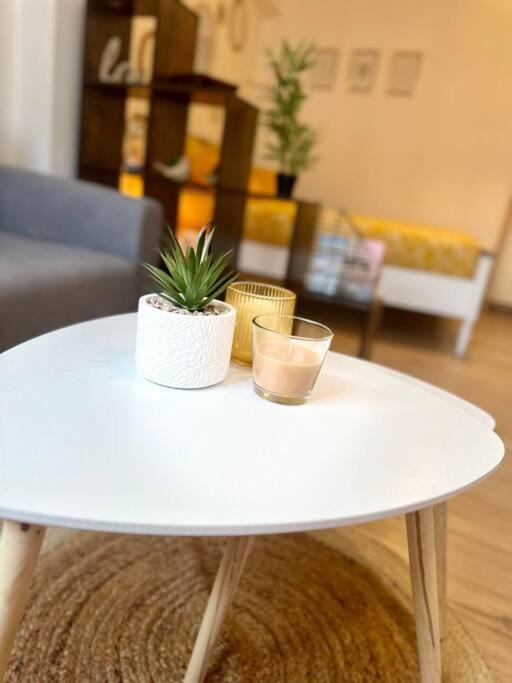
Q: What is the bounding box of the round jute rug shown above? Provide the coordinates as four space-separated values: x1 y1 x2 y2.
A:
6 528 492 682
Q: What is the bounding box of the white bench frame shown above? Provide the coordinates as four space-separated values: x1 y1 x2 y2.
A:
376 252 494 357
239 239 495 357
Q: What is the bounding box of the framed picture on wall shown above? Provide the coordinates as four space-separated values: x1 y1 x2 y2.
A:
310 48 340 90
347 49 380 93
387 50 423 96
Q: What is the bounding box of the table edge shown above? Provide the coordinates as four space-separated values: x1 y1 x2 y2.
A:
0 448 503 537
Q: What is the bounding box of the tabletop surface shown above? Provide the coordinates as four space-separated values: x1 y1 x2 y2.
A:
0 314 504 536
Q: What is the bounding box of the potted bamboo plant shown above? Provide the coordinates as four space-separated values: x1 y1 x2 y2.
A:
136 223 238 389
265 41 317 198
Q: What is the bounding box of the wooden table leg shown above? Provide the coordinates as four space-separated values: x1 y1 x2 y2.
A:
406 507 441 683
184 536 253 683
0 521 46 682
433 502 447 640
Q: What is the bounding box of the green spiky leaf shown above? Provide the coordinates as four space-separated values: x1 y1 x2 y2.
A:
144 223 239 312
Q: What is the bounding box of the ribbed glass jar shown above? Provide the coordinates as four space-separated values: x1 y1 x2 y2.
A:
226 282 296 365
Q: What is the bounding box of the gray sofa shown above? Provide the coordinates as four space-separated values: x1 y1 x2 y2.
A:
0 166 164 352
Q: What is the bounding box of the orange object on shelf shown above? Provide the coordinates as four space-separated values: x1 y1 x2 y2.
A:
119 172 144 198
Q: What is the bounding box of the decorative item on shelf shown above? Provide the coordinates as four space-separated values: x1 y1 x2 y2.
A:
98 36 147 85
228 0 249 52
347 49 380 93
119 171 144 198
134 27 156 84
153 157 191 183
135 223 238 389
123 114 148 174
99 37 130 83
226 282 296 365
277 173 297 198
306 208 386 303
265 41 317 198
252 314 333 405
194 4 216 73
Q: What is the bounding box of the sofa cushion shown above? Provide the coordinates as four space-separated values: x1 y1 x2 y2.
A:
0 166 163 263
0 231 139 351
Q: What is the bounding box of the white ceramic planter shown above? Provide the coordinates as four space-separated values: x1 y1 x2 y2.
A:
135 295 236 389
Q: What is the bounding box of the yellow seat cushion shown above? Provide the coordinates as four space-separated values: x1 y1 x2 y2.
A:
351 216 480 277
243 198 297 246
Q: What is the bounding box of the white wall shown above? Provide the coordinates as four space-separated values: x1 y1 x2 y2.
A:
184 0 265 142
0 0 19 166
249 0 512 305
0 0 84 176
184 0 263 96
51 0 86 176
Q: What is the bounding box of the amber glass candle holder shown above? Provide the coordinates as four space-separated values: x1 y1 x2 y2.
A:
252 314 333 405
226 282 296 365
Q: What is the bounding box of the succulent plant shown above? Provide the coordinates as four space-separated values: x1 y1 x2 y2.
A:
144 222 239 312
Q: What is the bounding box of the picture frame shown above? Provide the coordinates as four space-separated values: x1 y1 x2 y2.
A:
310 48 340 90
387 50 423 96
347 49 380 93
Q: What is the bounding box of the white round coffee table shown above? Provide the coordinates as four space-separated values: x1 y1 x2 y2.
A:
0 314 504 683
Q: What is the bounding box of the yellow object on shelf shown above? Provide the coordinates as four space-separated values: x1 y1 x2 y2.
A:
186 136 220 185
226 282 296 365
175 190 297 249
186 135 277 194
178 187 215 231
248 168 277 196
119 172 144 198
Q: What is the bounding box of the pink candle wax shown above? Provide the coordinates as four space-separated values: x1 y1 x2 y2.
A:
253 340 322 399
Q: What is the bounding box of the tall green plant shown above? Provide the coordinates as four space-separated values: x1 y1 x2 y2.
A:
265 40 317 176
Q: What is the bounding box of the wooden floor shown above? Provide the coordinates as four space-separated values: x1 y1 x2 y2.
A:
325 306 512 682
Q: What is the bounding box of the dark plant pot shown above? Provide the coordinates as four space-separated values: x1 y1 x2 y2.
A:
277 173 297 198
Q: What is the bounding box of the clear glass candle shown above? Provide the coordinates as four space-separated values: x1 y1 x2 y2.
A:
226 282 296 365
252 315 333 405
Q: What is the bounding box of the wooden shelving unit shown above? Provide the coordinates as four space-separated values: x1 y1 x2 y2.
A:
78 0 258 255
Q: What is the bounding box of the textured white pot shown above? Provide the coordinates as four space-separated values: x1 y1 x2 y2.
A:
135 295 236 389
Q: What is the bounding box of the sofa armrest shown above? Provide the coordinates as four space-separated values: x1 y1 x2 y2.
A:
0 166 164 264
